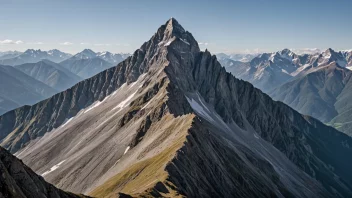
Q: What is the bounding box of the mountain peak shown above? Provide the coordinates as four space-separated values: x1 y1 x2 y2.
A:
324 48 336 55
163 18 186 38
81 49 95 54
280 48 292 54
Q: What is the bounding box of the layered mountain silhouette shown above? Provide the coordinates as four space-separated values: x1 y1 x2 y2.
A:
15 60 82 91
0 51 22 60
0 49 72 66
59 49 128 78
220 48 352 135
220 48 352 93
216 53 257 62
0 19 352 198
269 63 352 133
0 64 57 115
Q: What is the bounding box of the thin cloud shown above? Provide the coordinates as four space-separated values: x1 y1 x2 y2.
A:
291 48 321 55
27 42 44 45
80 42 90 45
94 43 112 46
0 39 24 44
198 42 209 46
60 42 73 45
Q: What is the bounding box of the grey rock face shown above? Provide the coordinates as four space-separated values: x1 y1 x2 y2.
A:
0 146 87 198
0 18 352 198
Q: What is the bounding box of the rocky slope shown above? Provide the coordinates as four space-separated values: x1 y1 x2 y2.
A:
15 60 82 91
0 18 352 198
0 146 87 198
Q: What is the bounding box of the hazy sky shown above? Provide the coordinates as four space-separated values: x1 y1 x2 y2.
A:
0 0 351 54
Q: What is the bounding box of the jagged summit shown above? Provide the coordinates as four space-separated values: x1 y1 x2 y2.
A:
163 17 185 36
152 18 199 48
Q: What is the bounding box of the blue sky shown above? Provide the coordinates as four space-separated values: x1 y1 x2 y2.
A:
0 0 351 54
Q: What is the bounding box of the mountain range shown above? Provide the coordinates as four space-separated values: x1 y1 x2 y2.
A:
220 48 352 93
15 60 82 91
0 50 23 60
219 49 352 135
0 64 57 115
0 49 129 116
0 18 351 198
0 49 72 65
216 53 258 62
59 49 130 78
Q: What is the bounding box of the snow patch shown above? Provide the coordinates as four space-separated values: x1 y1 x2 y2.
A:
281 69 289 74
123 146 130 155
186 94 215 123
60 118 74 128
84 101 102 113
180 38 190 45
254 133 260 139
42 160 66 176
141 100 152 110
112 91 137 111
164 40 172 46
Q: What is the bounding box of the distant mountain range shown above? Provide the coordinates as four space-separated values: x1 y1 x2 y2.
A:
15 60 82 91
0 18 351 197
0 64 57 115
60 48 130 64
219 48 352 135
0 49 131 66
220 48 352 92
0 49 129 115
0 51 23 60
0 49 72 65
216 53 258 62
59 49 131 78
